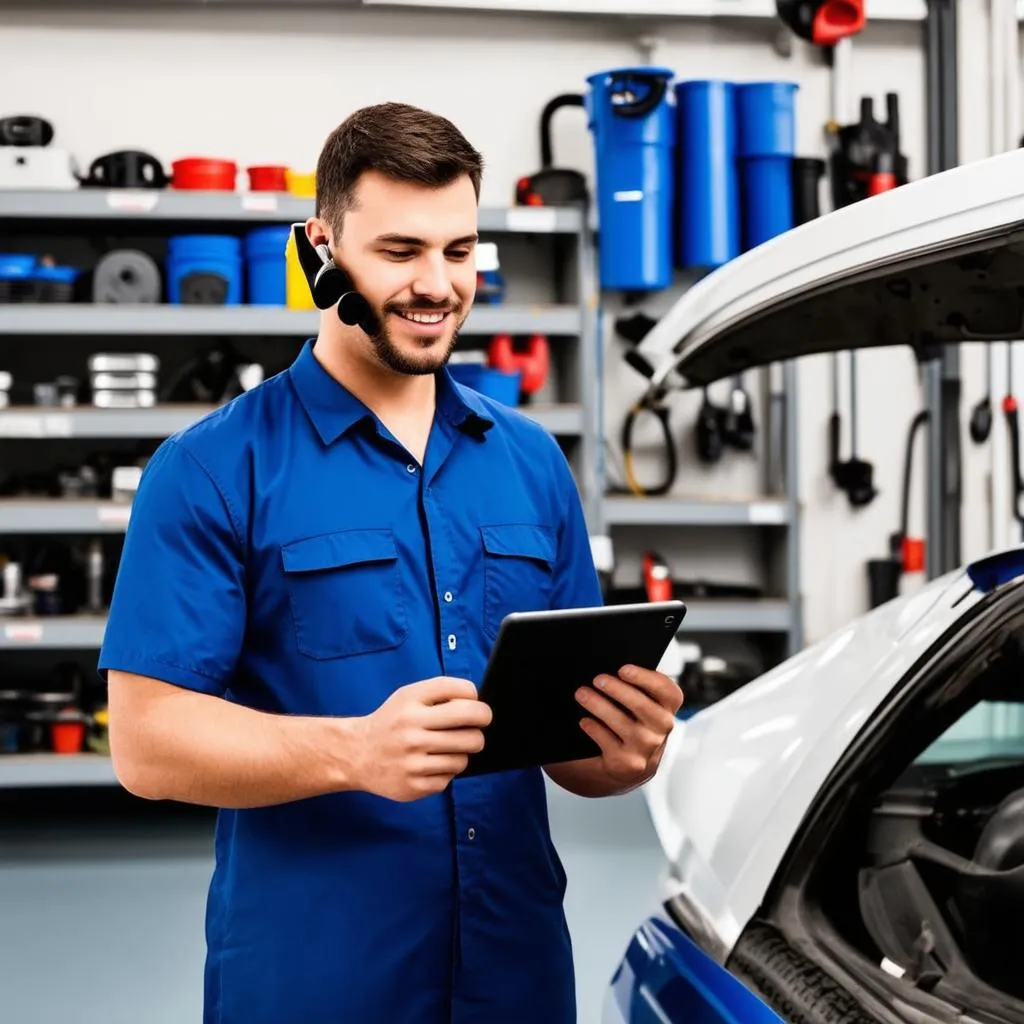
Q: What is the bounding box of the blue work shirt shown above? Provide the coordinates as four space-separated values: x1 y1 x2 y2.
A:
98 338 603 1024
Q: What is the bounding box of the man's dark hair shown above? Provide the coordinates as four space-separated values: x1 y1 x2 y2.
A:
315 102 484 231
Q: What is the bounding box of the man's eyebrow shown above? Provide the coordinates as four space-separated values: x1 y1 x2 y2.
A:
373 233 479 247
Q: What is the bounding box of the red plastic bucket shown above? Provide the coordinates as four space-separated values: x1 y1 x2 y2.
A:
247 165 288 191
171 157 237 191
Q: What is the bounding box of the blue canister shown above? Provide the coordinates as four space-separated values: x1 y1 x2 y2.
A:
448 362 521 406
674 80 740 270
586 65 677 292
735 81 799 251
244 225 290 305
166 234 243 305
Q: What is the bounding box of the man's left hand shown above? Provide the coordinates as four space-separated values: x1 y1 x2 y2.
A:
574 664 684 788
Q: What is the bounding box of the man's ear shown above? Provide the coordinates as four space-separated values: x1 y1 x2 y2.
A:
305 216 332 250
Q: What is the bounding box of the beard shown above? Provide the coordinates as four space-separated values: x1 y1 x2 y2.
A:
365 297 467 377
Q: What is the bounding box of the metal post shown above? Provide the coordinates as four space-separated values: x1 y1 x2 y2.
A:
924 0 961 578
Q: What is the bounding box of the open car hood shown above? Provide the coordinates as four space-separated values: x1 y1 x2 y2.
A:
631 147 1024 391
643 567 981 956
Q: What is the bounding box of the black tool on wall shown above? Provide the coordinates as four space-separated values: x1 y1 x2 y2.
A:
829 94 908 210
829 351 878 507
776 0 865 45
1002 345 1024 542
970 344 993 444
515 94 588 208
695 378 756 465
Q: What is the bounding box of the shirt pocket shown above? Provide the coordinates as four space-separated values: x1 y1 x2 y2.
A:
481 523 557 641
281 528 408 660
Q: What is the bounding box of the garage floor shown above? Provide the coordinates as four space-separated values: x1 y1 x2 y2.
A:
0 780 664 1024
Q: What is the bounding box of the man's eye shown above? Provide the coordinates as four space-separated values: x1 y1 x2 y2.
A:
447 250 471 261
385 249 414 259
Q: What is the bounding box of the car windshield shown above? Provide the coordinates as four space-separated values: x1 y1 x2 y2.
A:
914 700 1024 765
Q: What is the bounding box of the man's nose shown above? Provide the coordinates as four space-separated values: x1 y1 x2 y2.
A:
410 253 451 302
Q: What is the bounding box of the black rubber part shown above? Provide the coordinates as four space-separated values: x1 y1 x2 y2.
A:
728 922 883 1024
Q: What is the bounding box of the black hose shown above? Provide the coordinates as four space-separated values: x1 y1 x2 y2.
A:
899 410 929 549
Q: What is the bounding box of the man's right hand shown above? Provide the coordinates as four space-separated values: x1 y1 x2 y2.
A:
348 677 492 802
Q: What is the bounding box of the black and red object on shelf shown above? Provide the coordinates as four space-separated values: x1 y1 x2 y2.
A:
642 551 673 604
515 94 588 208
488 334 550 397
829 94 909 210
775 0 864 45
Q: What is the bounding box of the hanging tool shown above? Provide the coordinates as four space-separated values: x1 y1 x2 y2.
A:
620 392 678 497
775 0 865 45
970 344 993 444
829 351 878 507
1001 345 1024 541
694 377 756 465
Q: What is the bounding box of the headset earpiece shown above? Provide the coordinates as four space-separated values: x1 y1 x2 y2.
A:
290 223 378 336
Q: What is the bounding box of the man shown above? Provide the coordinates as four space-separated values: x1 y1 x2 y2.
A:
99 101 683 1024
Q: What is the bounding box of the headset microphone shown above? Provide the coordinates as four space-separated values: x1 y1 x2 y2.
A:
290 223 380 336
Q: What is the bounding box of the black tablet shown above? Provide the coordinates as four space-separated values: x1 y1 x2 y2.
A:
461 600 686 777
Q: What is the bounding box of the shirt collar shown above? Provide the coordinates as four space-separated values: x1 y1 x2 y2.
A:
288 339 495 446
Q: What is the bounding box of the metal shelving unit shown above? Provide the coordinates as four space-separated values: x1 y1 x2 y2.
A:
0 303 582 338
0 189 601 786
594 363 803 658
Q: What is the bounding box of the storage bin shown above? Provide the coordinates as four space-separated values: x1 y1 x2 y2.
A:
448 363 521 406
285 231 317 310
166 234 242 305
244 225 290 305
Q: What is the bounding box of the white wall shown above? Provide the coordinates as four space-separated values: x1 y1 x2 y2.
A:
0 3 1008 645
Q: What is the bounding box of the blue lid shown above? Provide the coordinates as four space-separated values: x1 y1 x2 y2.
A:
587 66 675 85
32 265 79 283
168 234 242 254
0 254 36 277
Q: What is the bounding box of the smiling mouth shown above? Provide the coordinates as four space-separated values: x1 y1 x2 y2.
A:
393 310 449 325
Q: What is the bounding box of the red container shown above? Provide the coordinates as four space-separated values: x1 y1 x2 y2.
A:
247 165 288 191
171 157 238 191
52 720 85 754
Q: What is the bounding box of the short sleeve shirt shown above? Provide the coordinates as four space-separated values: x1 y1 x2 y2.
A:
98 339 603 1024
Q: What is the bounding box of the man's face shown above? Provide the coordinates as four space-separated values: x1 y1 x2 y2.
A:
328 170 479 376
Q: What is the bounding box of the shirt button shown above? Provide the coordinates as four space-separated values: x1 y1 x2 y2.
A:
447 633 457 651
443 591 453 603
467 827 476 840
406 464 416 474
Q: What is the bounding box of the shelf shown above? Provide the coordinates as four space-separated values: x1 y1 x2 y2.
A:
0 404 216 439
0 190 584 234
603 495 790 527
0 616 106 649
0 598 788 653
0 304 581 338
0 753 119 789
0 401 579 448
677 599 793 633
0 500 133 533
360 0 926 19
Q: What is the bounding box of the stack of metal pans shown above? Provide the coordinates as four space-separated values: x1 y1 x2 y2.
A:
88 352 159 408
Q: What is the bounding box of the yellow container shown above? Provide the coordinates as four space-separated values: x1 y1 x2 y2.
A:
286 169 316 198
285 231 317 311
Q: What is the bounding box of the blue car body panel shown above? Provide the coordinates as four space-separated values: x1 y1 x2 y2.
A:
603 912 784 1024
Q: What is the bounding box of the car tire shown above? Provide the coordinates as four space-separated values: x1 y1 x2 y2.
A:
729 922 883 1024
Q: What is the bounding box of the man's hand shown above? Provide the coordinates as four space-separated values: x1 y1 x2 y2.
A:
546 664 683 798
348 677 492 802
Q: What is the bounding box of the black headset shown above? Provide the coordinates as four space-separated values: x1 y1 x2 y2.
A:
290 222 380 336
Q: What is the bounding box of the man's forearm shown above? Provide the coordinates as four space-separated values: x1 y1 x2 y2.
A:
543 757 652 798
108 671 361 808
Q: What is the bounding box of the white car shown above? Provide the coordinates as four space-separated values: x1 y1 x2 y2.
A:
602 148 1024 1024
